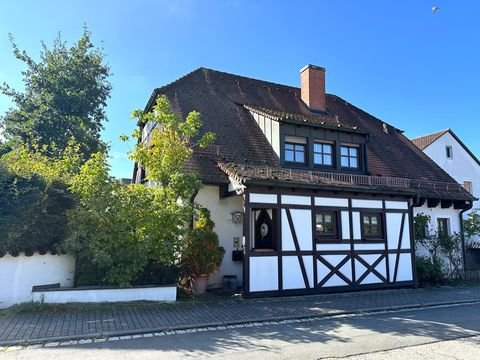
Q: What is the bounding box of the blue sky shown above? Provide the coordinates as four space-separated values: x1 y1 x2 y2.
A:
1 1 479 178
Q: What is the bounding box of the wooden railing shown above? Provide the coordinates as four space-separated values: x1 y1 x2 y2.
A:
220 164 464 193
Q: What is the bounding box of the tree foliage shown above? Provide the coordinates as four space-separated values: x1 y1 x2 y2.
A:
464 210 480 242
64 96 216 286
0 142 80 255
0 26 111 159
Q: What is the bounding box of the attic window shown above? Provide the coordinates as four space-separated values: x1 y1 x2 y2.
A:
446 146 453 159
284 135 307 164
340 145 359 168
314 142 333 166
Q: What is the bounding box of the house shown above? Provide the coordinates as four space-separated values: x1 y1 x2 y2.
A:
412 129 480 213
135 65 473 297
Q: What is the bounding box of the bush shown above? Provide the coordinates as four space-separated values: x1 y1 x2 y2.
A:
416 256 445 287
181 208 225 277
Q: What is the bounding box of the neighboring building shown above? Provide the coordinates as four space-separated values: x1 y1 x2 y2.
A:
135 65 473 297
412 129 480 212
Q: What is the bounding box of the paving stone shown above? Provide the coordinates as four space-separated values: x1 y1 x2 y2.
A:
2 286 480 346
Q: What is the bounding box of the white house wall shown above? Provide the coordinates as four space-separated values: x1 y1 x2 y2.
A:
245 191 415 296
413 204 462 261
195 185 244 288
423 132 480 211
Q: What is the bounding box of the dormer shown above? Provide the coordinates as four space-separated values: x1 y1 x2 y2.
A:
246 65 370 175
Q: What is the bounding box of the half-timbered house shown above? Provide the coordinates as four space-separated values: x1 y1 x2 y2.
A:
135 65 473 297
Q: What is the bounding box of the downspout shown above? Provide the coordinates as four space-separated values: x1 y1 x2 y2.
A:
460 201 474 277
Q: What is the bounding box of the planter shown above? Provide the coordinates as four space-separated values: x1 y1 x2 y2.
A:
190 275 209 295
32 284 177 304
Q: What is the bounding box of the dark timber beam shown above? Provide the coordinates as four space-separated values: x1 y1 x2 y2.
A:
441 199 453 209
454 200 468 210
427 198 440 208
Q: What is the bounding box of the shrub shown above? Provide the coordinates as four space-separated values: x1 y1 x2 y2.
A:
416 256 444 287
181 208 225 277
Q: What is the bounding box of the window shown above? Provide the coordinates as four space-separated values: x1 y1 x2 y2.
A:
464 180 473 194
315 211 339 240
341 145 359 168
362 213 383 238
251 208 277 250
437 218 449 237
446 145 453 159
314 142 333 166
284 136 307 164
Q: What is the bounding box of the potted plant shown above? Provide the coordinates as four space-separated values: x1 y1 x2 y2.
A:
182 208 225 294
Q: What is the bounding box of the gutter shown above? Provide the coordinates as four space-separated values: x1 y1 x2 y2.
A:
460 201 474 276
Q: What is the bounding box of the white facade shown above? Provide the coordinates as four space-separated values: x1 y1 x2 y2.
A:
413 204 462 261
195 185 244 288
421 131 480 211
0 252 75 309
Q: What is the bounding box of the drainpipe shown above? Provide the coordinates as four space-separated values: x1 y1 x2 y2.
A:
460 201 473 277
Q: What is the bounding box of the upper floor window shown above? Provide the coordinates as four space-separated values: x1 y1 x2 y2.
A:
284 136 307 164
446 145 453 159
314 142 333 166
340 145 359 168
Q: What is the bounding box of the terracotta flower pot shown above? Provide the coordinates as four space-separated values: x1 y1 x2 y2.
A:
190 275 209 295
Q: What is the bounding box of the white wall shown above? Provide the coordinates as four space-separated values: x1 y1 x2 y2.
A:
195 185 244 288
413 204 462 264
0 253 75 309
423 132 480 211
32 286 176 304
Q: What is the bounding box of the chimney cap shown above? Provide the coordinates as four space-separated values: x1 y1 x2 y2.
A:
300 64 326 73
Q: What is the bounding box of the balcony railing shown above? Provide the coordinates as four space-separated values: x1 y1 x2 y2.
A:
219 164 465 193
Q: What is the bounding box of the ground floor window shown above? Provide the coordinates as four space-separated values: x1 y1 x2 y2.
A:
315 210 339 240
251 208 277 250
437 217 450 237
362 212 384 239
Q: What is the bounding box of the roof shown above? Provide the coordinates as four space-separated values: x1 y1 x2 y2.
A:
412 128 480 167
143 67 473 202
411 129 449 150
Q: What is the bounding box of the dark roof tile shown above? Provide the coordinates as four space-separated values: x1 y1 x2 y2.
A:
145 67 473 202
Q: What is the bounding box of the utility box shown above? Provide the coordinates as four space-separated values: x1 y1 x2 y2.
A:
223 275 237 291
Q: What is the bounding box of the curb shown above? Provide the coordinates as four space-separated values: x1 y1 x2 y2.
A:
1 299 480 349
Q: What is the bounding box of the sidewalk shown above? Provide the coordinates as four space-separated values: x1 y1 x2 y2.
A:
1 286 480 346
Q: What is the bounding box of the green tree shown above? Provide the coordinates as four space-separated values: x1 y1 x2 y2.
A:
464 210 480 243
0 142 81 255
64 96 216 286
0 26 111 159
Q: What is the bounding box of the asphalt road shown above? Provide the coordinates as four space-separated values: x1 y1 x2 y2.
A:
3 302 480 359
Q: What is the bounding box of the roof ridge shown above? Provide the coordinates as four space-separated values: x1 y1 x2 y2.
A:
411 128 450 141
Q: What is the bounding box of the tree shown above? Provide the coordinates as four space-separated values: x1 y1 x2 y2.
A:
464 210 480 244
0 142 81 255
63 96 216 286
0 26 111 159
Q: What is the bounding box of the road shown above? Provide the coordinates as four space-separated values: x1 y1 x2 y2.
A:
3 302 480 359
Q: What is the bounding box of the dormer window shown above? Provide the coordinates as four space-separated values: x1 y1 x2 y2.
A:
284 136 307 164
340 144 359 168
314 142 333 166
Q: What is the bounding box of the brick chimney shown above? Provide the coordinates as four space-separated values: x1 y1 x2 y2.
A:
300 64 326 112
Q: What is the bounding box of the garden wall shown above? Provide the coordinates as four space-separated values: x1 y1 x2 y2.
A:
0 252 75 309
